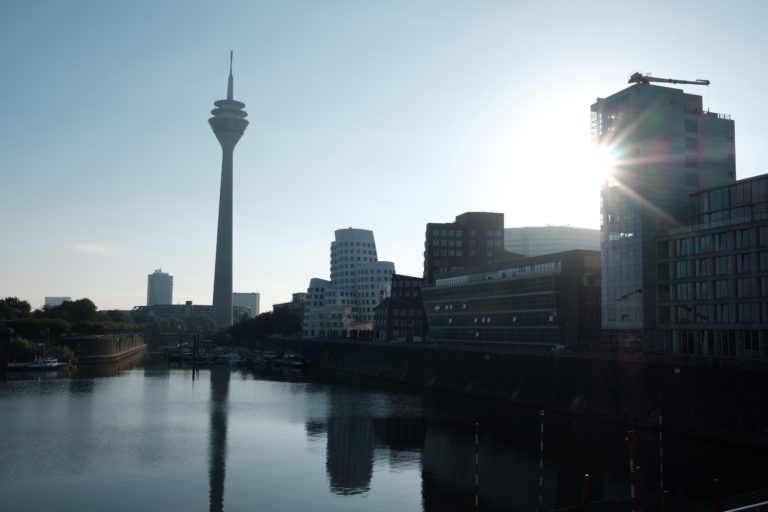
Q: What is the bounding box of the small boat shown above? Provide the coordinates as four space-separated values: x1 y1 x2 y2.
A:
275 353 309 368
8 357 69 371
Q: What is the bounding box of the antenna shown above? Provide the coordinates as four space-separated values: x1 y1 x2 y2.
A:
229 50 233 74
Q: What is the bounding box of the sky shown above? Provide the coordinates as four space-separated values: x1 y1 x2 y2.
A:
2 0 768 311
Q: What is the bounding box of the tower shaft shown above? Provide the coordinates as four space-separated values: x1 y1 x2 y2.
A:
209 53 248 330
212 149 234 328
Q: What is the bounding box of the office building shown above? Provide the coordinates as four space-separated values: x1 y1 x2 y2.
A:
657 174 768 358
593 81 735 350
273 292 307 320
303 228 395 338
424 212 520 284
133 300 212 319
233 292 260 318
209 52 248 330
422 250 601 347
504 226 599 257
374 274 428 342
44 296 72 308
147 269 173 306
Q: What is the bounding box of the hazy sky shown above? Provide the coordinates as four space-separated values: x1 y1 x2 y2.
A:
2 0 768 311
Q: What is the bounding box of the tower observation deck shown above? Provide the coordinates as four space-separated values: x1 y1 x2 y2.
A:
209 52 248 330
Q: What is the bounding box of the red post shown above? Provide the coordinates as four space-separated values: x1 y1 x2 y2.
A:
662 491 670 512
626 430 637 512
713 478 723 512
580 473 591 512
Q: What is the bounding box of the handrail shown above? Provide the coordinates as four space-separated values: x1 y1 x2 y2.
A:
726 500 768 512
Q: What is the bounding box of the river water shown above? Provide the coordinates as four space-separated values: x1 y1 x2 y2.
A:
1 355 766 512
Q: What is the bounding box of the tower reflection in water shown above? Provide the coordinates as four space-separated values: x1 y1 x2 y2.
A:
209 365 230 512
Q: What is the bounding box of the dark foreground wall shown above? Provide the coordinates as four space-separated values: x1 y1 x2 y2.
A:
256 338 768 447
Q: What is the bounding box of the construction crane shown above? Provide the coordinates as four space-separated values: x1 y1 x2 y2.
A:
628 72 710 86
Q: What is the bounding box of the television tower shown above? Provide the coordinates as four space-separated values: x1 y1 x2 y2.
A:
209 51 248 330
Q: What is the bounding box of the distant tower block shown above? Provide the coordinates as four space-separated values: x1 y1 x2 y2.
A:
209 51 249 329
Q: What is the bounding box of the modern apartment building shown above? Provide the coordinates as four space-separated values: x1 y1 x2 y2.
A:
303 228 395 339
147 269 173 306
424 212 519 284
504 226 599 257
593 82 735 350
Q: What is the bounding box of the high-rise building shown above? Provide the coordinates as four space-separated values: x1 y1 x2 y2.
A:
147 269 173 306
209 52 248 330
44 296 72 308
423 212 518 284
232 292 260 318
593 81 735 350
303 228 395 338
504 226 599 257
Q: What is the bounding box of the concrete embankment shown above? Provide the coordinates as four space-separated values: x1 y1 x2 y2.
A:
57 333 147 367
252 338 768 447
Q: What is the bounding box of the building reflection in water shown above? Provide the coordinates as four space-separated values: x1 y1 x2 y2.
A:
315 387 426 497
209 365 230 512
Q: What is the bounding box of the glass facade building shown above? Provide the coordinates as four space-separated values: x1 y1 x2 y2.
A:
592 83 735 351
657 174 768 358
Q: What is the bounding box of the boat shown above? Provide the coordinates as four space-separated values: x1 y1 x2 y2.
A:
7 356 69 371
275 353 309 368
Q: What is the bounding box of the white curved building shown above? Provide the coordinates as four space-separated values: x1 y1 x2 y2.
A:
304 228 395 338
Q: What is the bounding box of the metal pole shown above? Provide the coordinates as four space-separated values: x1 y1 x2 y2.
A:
659 411 664 502
475 422 480 512
538 410 545 511
626 430 637 512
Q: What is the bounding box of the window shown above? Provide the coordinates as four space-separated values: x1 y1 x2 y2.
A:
685 119 698 133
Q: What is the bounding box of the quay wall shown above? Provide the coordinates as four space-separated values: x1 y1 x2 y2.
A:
57 333 147 365
255 338 768 447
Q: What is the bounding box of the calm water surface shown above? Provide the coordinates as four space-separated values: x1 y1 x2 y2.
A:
1 356 766 512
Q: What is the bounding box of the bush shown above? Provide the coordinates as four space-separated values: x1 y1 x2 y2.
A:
47 345 77 363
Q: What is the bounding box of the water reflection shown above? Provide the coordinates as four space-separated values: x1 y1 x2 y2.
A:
209 364 230 512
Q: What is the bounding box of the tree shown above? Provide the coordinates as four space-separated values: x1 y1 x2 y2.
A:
0 297 32 321
8 336 35 362
8 318 70 339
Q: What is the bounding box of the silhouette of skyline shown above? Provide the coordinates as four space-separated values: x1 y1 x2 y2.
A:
3 1 768 310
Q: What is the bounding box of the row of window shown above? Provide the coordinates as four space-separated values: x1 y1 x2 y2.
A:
430 229 503 237
662 252 768 279
659 303 768 324
661 277 768 301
